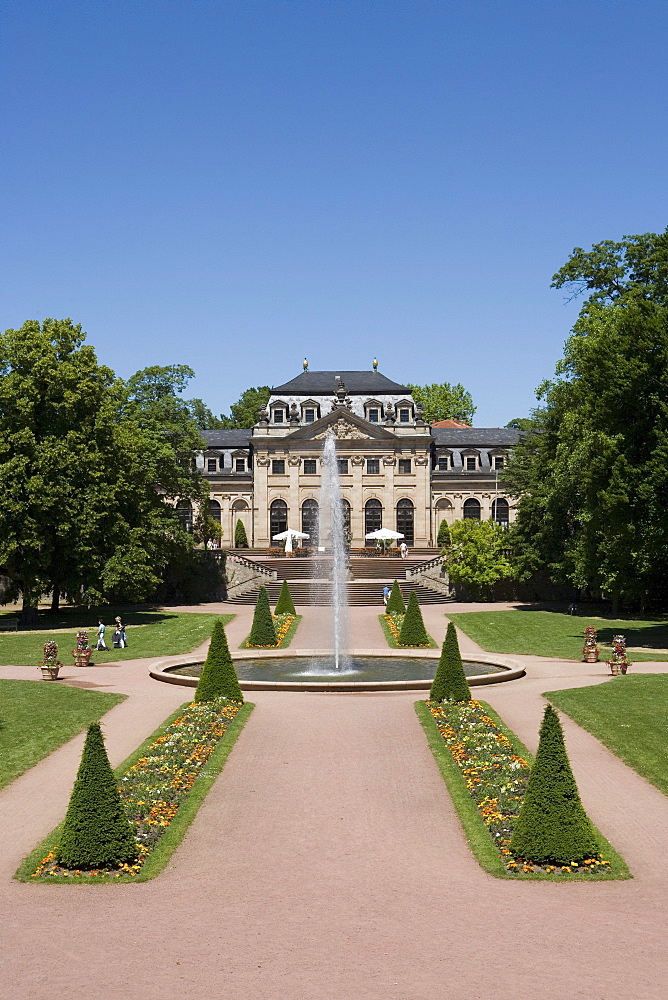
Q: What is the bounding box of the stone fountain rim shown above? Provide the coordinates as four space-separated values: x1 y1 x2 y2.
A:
149 650 526 692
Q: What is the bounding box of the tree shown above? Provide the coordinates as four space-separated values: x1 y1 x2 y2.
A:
445 519 514 600
407 382 476 425
506 230 668 610
220 386 271 429
187 397 225 429
0 321 207 621
195 619 243 702
56 723 138 869
509 705 599 865
398 590 430 646
430 622 471 702
234 518 249 548
247 586 277 646
275 580 296 616
436 520 451 546
386 580 406 615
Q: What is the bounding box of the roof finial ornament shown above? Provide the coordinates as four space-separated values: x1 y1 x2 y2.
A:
372 357 378 371
303 358 308 371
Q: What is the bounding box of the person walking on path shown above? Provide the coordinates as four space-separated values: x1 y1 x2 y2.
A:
382 585 390 606
96 620 108 651
400 541 408 559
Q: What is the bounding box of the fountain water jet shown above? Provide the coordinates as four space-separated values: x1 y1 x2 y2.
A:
318 430 351 671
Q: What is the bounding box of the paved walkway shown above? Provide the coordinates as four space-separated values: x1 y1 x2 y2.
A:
1 603 667 998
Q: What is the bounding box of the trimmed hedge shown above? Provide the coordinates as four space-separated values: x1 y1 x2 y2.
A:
195 620 243 703
430 622 471 702
437 520 451 546
55 723 139 869
386 580 406 615
510 705 599 865
275 580 297 616
247 586 277 647
398 591 429 646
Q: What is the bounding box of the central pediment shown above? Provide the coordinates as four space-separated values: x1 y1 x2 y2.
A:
283 406 398 442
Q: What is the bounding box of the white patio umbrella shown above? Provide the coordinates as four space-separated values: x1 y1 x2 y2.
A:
272 528 310 553
365 528 404 540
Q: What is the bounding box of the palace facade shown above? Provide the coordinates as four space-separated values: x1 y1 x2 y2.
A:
196 368 520 549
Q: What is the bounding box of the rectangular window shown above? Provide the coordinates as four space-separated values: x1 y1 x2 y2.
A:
303 459 317 475
494 456 504 470
398 459 412 474
368 409 379 423
466 456 477 471
273 409 284 423
304 408 315 423
337 459 349 475
366 459 380 475
271 460 285 474
437 457 448 471
399 408 410 422
207 459 217 473
235 459 245 472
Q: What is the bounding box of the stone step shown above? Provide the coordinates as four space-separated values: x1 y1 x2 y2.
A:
226 580 451 606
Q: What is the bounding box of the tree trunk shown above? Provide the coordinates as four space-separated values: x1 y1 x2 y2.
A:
610 592 620 617
50 588 60 614
20 586 39 627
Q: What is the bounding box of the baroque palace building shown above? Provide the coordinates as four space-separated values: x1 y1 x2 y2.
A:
196 366 520 549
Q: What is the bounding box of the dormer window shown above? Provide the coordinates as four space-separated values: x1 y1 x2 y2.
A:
207 459 216 473
273 409 284 423
368 408 379 423
463 452 478 471
437 454 450 471
235 458 245 472
493 455 505 470
305 408 315 423
365 400 383 423
399 408 411 423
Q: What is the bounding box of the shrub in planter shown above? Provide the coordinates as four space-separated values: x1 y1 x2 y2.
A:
386 580 406 615
234 518 249 548
275 580 296 616
398 591 429 646
509 705 599 865
195 619 243 703
55 723 139 869
430 622 471 702
247 586 277 646
437 519 451 547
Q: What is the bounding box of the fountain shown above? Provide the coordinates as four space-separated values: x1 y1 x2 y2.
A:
316 430 351 671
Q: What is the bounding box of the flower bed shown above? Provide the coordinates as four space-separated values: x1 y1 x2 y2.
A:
28 698 244 880
241 613 300 649
379 613 437 648
427 699 612 876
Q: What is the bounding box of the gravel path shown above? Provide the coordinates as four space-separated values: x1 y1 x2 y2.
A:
1 602 667 999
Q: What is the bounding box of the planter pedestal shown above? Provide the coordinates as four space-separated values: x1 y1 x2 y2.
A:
583 651 599 663
74 651 93 667
39 666 60 681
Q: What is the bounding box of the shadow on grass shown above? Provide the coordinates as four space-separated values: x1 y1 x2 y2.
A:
0 605 175 632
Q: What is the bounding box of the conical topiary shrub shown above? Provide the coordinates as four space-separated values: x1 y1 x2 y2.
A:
437 519 451 546
386 580 406 615
234 518 248 547
510 705 599 865
274 580 296 616
430 622 471 702
398 590 430 646
247 586 277 646
195 619 243 703
55 723 138 869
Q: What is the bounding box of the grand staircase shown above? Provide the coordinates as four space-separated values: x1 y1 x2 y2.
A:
225 552 449 605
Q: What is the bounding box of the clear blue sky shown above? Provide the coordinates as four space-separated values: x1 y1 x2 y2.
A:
2 0 667 426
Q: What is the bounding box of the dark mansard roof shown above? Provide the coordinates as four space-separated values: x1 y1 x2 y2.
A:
271 370 411 395
201 429 251 448
431 427 521 447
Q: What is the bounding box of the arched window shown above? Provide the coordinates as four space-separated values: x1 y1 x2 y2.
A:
396 498 414 546
301 499 319 545
208 499 221 523
270 499 288 539
492 497 509 526
176 500 193 532
463 498 481 520
364 498 382 537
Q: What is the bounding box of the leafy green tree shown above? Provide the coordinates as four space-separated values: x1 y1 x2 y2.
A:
195 619 243 702
446 519 514 600
221 386 271 429
386 580 406 615
275 580 296 616
247 586 277 646
234 518 249 548
407 382 476 424
0 321 207 622
507 234 668 611
430 622 471 702
56 722 138 869
510 705 599 865
187 397 225 429
398 590 429 646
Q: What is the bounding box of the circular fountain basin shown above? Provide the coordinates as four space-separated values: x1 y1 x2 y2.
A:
151 653 525 692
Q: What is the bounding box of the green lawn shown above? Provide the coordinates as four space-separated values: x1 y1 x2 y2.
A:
447 610 668 661
545 676 668 796
0 680 125 788
0 611 233 666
